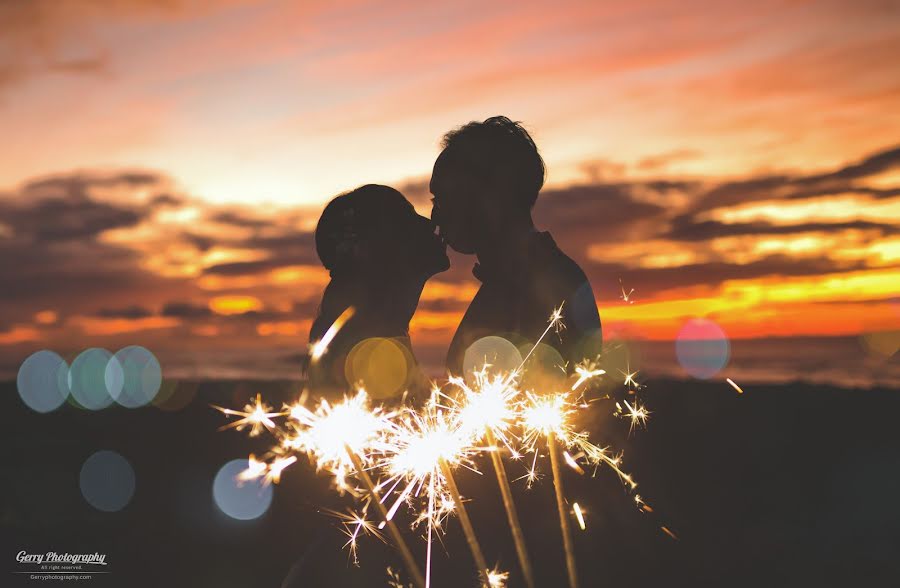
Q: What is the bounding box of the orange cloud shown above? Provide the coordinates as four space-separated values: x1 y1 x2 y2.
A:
68 315 180 336
208 295 263 315
603 267 900 339
0 325 42 345
33 310 59 325
256 320 312 337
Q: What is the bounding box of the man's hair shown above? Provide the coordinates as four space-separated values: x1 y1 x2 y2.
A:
441 115 545 209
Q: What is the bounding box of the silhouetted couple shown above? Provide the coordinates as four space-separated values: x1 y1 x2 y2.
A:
307 116 601 397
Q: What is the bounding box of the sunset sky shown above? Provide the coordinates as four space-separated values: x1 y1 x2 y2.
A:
1 0 898 380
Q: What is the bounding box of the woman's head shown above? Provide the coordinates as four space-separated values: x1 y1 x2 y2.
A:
309 185 449 348
315 184 449 279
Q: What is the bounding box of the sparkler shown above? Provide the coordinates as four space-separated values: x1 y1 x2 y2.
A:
445 368 535 588
439 457 491 586
485 429 534 588
518 391 578 587
518 360 645 588
438 305 567 588
442 303 568 588
375 392 486 587
287 390 426 587
346 442 427 588
549 429 579 588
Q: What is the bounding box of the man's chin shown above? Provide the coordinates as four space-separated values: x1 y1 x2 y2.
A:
446 239 476 255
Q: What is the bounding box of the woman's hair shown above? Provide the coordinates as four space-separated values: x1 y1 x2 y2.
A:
309 184 415 342
315 184 414 275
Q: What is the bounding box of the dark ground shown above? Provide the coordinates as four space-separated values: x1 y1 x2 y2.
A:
2 378 899 588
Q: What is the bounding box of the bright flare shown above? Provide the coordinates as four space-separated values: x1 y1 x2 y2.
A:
310 306 356 361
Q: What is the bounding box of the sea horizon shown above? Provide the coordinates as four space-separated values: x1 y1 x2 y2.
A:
8 333 893 391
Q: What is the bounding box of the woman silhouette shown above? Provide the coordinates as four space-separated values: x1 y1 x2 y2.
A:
307 184 449 400
285 185 447 588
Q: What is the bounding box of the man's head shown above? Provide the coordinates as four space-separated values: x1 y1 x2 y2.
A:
430 116 545 254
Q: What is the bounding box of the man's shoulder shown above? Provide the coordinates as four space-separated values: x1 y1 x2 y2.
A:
531 232 591 288
530 232 600 332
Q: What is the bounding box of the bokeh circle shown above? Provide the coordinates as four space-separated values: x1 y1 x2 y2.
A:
105 345 162 408
518 342 566 390
68 348 115 410
344 338 411 399
17 350 69 413
213 459 273 521
463 336 523 384
79 450 136 512
675 318 730 379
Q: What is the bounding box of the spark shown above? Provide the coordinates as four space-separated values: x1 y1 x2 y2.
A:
571 359 605 390
237 454 267 482
447 367 519 450
619 279 635 304
726 378 744 394
635 494 653 513
212 393 282 437
327 506 384 564
661 526 678 540
265 455 298 484
550 304 565 326
386 566 412 588
309 306 355 361
520 304 566 367
563 451 584 475
485 568 509 588
573 502 586 530
621 366 640 390
622 399 650 434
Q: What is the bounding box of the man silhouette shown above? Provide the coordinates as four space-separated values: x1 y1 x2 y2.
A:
430 116 602 376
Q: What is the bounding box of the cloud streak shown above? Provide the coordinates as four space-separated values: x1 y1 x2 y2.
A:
1 141 897 380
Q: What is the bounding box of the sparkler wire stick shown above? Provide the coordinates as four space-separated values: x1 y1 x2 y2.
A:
547 431 579 588
438 458 491 586
344 444 426 588
485 429 535 588
425 475 436 588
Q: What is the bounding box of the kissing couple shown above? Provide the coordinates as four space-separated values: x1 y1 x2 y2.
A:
306 116 602 398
